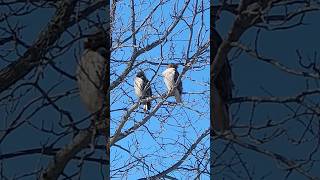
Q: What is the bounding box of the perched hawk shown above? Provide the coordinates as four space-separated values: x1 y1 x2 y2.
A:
211 28 233 132
76 28 111 178
162 64 183 103
76 29 108 117
134 71 152 112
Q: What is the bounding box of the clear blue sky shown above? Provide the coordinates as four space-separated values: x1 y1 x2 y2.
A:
110 0 210 179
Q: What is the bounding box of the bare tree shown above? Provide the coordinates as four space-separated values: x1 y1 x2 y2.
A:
0 1 109 179
212 0 320 179
110 0 210 179
2 0 318 179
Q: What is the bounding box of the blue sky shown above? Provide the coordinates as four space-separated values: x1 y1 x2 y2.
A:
110 0 210 179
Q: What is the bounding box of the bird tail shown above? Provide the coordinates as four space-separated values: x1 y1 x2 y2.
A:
143 102 151 112
174 90 182 103
213 89 230 132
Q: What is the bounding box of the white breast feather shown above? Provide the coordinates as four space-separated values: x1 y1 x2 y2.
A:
162 68 175 91
134 77 144 98
76 50 105 113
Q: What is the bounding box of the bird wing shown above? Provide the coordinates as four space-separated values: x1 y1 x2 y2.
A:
174 70 182 94
142 77 152 110
143 78 152 98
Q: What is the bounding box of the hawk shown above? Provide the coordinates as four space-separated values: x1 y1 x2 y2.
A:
211 28 233 132
134 71 152 112
76 29 111 176
76 29 108 118
162 64 183 103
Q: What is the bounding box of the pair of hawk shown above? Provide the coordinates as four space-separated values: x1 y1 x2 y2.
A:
76 28 232 132
76 29 182 115
134 64 183 112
